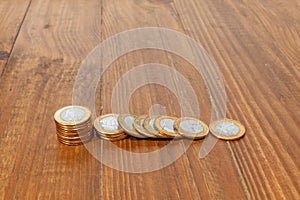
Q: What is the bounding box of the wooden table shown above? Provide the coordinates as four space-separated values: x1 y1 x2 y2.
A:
0 0 299 199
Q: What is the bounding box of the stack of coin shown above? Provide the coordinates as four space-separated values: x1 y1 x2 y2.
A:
54 105 93 145
94 114 127 141
54 107 246 143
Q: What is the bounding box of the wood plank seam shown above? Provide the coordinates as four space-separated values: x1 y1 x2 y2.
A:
99 0 104 199
228 142 251 200
0 0 33 78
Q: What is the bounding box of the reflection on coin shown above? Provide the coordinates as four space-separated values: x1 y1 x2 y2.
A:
154 116 180 138
54 105 91 125
209 118 245 140
174 117 209 139
94 114 124 135
118 114 147 138
133 115 152 138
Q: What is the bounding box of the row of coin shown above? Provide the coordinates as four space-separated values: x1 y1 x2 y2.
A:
94 114 245 141
54 106 246 145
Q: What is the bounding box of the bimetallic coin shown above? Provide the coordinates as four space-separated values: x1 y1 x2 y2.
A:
174 117 208 139
118 114 147 138
54 105 93 146
54 105 91 126
144 116 168 138
154 116 180 138
133 115 153 138
94 114 124 135
209 118 245 140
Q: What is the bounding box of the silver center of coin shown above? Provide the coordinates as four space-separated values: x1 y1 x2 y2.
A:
149 118 156 129
100 116 119 131
180 119 203 134
215 122 240 136
160 118 176 133
139 119 145 128
124 115 134 129
60 107 85 122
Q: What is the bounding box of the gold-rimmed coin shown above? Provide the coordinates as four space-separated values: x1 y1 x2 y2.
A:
54 105 93 146
93 114 124 135
174 117 208 139
118 114 148 138
209 118 245 140
144 115 168 138
54 105 91 126
154 116 180 138
133 115 152 138
93 114 128 141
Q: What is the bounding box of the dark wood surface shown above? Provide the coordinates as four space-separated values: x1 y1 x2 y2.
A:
0 0 299 199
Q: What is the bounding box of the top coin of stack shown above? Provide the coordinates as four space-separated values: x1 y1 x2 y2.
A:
54 105 93 145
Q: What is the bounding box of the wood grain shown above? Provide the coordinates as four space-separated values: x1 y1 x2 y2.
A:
0 0 299 199
0 0 102 199
0 0 31 75
99 0 246 199
173 0 300 199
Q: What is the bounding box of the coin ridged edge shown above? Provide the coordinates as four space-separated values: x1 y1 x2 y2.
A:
95 132 128 141
57 134 93 145
56 131 94 140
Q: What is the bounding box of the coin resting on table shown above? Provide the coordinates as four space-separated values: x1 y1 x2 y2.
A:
54 105 93 145
54 106 246 145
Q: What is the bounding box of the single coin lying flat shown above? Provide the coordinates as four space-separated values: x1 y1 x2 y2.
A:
209 118 245 140
174 117 209 139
